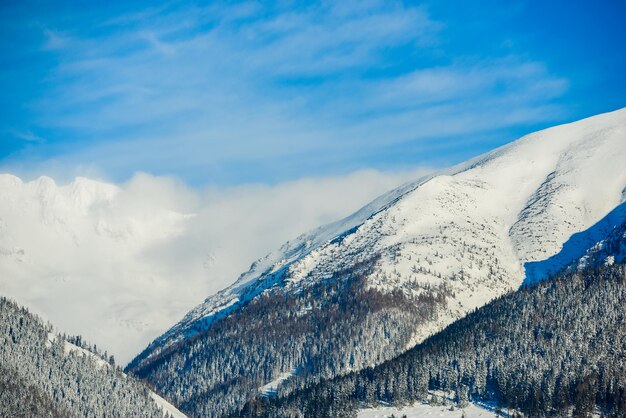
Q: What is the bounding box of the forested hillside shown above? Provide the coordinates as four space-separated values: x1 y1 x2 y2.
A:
0 296 177 418
243 261 626 418
0 362 76 418
128 257 451 417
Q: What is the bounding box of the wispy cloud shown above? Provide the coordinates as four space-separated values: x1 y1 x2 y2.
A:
41 28 71 51
8 129 45 143
1 0 570 184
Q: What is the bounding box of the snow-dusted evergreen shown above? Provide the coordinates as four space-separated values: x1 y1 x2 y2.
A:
0 296 185 418
127 109 626 417
0 364 75 418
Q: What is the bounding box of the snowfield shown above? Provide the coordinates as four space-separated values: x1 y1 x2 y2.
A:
259 367 299 397
358 403 501 418
150 392 189 418
358 391 519 417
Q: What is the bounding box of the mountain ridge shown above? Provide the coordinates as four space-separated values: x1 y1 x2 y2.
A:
126 108 626 417
132 107 626 370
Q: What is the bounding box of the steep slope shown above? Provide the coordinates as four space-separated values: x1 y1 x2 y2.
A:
128 108 626 417
0 295 187 418
248 259 626 418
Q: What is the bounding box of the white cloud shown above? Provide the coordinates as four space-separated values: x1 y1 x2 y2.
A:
0 167 430 363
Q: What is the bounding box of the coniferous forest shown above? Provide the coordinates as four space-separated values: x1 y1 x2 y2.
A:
0 297 172 418
239 262 626 418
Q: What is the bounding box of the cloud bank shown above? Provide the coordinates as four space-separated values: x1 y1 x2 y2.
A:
0 168 429 363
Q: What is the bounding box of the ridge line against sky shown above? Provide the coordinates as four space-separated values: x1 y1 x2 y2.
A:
0 166 431 363
1 0 625 186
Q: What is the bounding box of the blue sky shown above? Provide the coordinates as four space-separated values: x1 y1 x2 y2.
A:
1 0 625 185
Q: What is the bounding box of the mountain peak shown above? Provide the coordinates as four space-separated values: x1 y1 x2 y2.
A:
145 107 626 356
127 108 626 417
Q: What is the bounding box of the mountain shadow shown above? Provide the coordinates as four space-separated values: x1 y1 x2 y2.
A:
523 200 626 285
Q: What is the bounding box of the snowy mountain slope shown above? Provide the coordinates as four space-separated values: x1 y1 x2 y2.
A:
258 205 626 418
46 333 188 418
134 107 626 364
357 391 517 418
357 403 505 418
124 109 626 417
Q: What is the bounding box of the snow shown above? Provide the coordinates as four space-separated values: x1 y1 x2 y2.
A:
150 392 189 418
359 402 607 418
146 107 626 361
259 368 298 397
564 212 626 272
357 402 505 418
45 332 56 348
358 391 520 418
523 201 626 283
62 341 110 369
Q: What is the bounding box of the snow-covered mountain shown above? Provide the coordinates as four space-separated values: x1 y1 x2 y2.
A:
244 197 626 418
127 108 626 417
142 107 626 354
